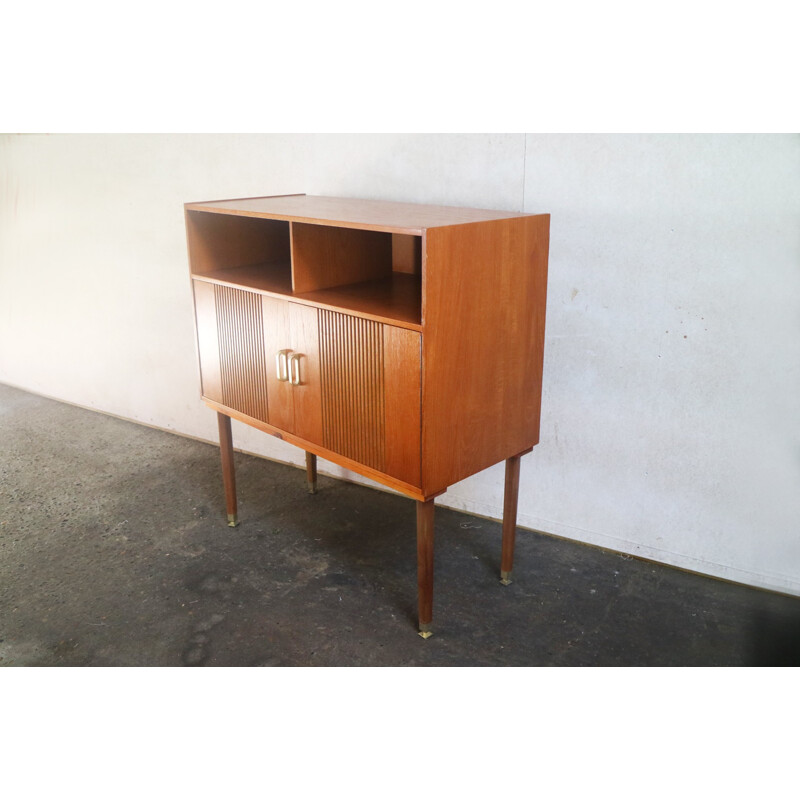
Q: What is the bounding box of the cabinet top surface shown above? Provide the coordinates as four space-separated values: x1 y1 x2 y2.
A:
184 194 539 234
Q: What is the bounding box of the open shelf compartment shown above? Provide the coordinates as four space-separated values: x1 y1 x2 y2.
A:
291 223 421 327
187 210 421 328
186 210 292 288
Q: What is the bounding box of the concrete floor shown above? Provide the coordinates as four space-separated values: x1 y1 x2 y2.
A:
2 381 799 667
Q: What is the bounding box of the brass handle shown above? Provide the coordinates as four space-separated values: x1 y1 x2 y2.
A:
288 353 301 386
276 349 291 382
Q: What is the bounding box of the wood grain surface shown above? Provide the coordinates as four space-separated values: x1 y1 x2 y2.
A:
291 222 392 293
186 194 534 235
186 210 290 274
420 214 550 494
192 280 222 403
384 325 421 486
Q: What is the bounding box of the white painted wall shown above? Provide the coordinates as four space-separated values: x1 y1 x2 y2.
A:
2 133 798 595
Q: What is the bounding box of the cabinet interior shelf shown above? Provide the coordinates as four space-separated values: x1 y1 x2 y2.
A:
192 265 422 330
193 262 292 295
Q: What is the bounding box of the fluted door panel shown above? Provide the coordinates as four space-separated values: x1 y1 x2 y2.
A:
319 310 386 473
214 285 270 423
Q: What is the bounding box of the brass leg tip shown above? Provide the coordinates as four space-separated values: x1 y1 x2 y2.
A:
418 624 433 639
227 514 239 527
500 570 512 586
307 481 317 495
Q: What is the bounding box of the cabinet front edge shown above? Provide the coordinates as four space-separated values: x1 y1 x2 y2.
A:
185 206 425 236
184 192 306 209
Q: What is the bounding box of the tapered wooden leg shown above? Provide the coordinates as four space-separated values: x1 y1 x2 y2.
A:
305 452 318 494
217 412 238 527
416 498 435 638
500 455 521 584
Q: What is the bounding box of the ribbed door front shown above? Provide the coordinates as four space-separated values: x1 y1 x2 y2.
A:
214 285 270 424
318 309 386 473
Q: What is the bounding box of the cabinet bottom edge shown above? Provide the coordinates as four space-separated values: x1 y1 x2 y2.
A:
203 398 434 502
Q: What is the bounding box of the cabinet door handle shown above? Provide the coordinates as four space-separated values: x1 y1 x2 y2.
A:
276 349 291 382
288 353 302 386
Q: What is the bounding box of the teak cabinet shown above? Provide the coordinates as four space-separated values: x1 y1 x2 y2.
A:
185 194 550 637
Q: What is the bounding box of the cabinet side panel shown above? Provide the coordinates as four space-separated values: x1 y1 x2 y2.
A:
384 326 421 487
289 303 324 446
292 222 392 293
192 280 222 403
214 285 270 423
421 216 550 494
261 295 295 433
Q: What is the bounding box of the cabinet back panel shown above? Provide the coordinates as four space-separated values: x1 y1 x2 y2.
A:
186 211 290 274
292 223 392 293
391 234 422 275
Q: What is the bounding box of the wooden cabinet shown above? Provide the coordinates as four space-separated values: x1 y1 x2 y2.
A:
185 194 550 636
